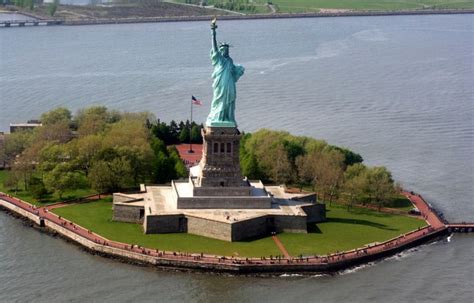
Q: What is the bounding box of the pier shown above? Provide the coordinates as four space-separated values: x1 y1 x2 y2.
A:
0 19 63 27
446 223 474 233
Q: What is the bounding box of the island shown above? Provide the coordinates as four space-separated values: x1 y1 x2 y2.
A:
0 19 470 275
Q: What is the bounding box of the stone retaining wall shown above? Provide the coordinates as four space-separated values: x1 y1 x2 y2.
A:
0 198 42 225
301 203 326 223
193 186 251 197
144 214 185 234
187 215 232 241
177 196 272 209
113 204 144 223
274 215 307 233
232 216 269 241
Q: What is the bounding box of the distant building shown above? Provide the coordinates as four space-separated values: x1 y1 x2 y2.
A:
9 120 42 133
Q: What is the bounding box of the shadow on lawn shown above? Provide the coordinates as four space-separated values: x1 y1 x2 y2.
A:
307 224 322 233
320 218 397 231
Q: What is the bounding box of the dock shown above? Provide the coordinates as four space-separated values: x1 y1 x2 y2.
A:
0 19 63 27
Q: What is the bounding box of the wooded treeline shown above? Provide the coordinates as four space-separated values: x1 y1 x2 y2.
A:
240 129 398 209
1 106 398 209
0 107 198 199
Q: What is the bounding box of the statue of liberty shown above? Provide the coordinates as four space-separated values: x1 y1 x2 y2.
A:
206 18 245 127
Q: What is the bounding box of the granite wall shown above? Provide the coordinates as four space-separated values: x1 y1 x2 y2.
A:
144 214 186 234
274 215 308 233
177 196 272 209
113 204 144 224
231 216 270 241
187 215 232 241
301 203 326 223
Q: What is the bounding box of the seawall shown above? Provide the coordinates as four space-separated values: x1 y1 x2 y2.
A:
2 9 473 28
0 192 450 275
62 9 474 26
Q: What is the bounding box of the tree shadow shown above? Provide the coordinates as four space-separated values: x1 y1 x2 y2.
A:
324 217 397 231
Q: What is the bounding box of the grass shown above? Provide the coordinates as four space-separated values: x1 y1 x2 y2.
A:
0 170 97 206
51 198 426 258
279 203 426 256
253 0 474 12
387 195 415 211
52 198 280 258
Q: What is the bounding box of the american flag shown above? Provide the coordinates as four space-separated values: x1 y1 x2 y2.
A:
191 95 202 105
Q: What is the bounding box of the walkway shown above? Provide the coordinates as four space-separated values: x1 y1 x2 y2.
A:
401 191 445 229
272 235 291 258
0 190 453 272
175 144 202 168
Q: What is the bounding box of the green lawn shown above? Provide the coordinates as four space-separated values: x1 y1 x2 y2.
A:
279 203 426 256
0 170 97 206
52 198 426 258
52 198 280 257
253 0 474 12
387 195 415 211
171 0 474 13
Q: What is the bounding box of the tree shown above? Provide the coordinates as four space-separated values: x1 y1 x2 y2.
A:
296 150 344 203
343 163 368 209
179 126 190 143
332 146 363 166
73 135 103 174
317 151 345 204
241 152 264 180
48 0 59 17
267 145 293 184
296 153 317 190
11 155 35 191
190 124 202 143
44 163 84 200
38 143 70 173
88 157 133 193
40 107 72 126
366 166 396 210
75 106 121 137
3 171 21 193
150 138 177 184
2 130 33 165
169 146 187 179
29 176 47 200
35 120 71 143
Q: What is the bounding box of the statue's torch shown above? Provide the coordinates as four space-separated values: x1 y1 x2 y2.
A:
211 17 217 30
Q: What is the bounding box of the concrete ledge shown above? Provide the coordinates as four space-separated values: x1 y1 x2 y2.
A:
0 198 41 225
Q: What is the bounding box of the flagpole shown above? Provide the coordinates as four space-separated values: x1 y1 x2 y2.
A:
189 97 194 153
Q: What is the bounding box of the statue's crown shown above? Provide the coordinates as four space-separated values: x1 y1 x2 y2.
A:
219 42 231 48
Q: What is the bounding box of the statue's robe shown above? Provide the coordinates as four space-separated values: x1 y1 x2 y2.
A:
206 48 245 126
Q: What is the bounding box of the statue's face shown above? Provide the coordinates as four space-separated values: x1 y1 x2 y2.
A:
219 46 229 57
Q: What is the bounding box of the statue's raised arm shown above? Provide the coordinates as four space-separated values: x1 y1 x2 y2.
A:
206 19 245 128
211 17 218 52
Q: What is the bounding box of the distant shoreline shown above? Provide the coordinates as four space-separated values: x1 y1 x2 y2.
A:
1 9 473 27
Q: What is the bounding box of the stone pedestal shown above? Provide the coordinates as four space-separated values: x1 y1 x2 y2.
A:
197 126 245 188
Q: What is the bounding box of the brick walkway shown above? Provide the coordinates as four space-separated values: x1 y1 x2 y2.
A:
272 235 291 258
0 190 450 271
175 144 202 168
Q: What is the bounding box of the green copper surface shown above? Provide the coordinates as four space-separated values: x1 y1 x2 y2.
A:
206 20 245 128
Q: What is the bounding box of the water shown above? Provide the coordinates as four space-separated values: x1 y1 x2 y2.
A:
0 15 473 302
